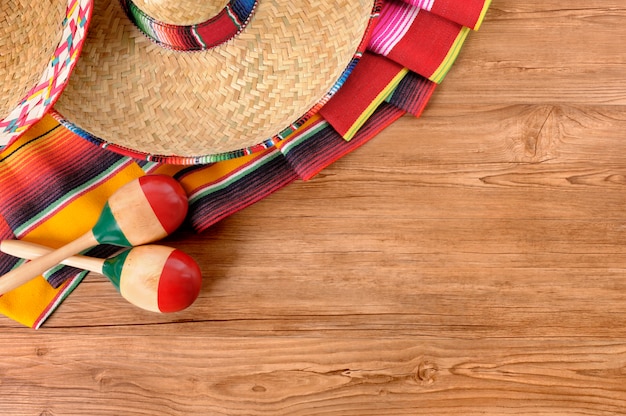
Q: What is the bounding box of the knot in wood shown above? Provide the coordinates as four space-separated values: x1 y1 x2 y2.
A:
415 361 438 384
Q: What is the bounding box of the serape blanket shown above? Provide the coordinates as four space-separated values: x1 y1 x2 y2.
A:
0 0 491 328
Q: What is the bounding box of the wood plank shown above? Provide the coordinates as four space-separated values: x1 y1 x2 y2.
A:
436 1 626 105
0 334 625 415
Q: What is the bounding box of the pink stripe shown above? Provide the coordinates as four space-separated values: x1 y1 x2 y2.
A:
369 1 419 56
403 0 434 10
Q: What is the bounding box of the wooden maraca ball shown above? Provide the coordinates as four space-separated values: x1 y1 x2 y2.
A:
104 245 203 313
94 174 189 246
1 241 202 313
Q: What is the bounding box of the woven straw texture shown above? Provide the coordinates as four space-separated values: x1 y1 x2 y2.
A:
0 0 64 118
0 0 92 147
132 0 228 25
55 0 373 158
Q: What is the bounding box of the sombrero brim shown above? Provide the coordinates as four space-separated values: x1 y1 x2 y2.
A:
0 0 92 147
53 0 380 164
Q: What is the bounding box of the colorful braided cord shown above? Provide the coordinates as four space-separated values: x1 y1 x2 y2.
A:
0 0 92 147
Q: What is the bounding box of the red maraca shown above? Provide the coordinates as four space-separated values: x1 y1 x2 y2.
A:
0 175 188 295
1 241 202 313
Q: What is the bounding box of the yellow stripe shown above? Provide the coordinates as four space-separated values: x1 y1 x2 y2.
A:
430 27 471 84
21 114 59 139
22 164 144 246
176 150 268 191
148 164 187 177
67 0 78 17
474 0 493 30
277 113 323 146
344 68 409 141
1 116 65 168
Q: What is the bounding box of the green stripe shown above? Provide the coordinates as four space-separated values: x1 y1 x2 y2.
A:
41 248 102 282
343 68 408 140
280 121 328 155
101 249 130 291
431 27 470 83
140 162 160 173
128 2 153 36
14 159 130 236
225 6 242 30
189 151 283 203
92 202 132 246
192 26 207 49
474 0 493 30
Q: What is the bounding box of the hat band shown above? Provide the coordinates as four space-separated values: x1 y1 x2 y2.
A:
121 0 257 51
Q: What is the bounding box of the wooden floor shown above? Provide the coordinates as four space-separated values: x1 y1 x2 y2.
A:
2 1 626 414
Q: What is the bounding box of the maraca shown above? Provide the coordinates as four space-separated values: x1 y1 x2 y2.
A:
0 175 188 295
1 240 202 313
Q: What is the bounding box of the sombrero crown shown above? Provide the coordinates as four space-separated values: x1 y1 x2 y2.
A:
0 0 91 146
53 0 379 163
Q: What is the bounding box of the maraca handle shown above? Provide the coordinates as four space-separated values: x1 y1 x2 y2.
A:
0 232 98 294
0 240 105 274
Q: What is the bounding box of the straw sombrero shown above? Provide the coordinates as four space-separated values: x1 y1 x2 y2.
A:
0 0 92 146
51 0 380 164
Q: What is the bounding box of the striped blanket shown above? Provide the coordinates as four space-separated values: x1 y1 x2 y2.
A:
0 0 491 328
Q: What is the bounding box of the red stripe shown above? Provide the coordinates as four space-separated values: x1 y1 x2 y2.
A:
194 12 238 47
386 11 463 79
138 175 189 234
188 156 297 232
320 52 405 138
157 249 202 313
0 126 95 217
430 0 485 29
301 104 406 180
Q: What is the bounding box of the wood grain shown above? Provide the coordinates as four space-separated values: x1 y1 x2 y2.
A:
1 334 625 415
2 0 626 414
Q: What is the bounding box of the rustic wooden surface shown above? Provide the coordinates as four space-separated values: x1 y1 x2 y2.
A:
2 1 626 414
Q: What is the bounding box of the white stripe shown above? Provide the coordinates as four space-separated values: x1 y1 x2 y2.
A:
413 0 435 10
15 159 134 237
191 26 206 48
34 272 86 329
280 120 327 155
374 6 420 56
188 150 279 202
